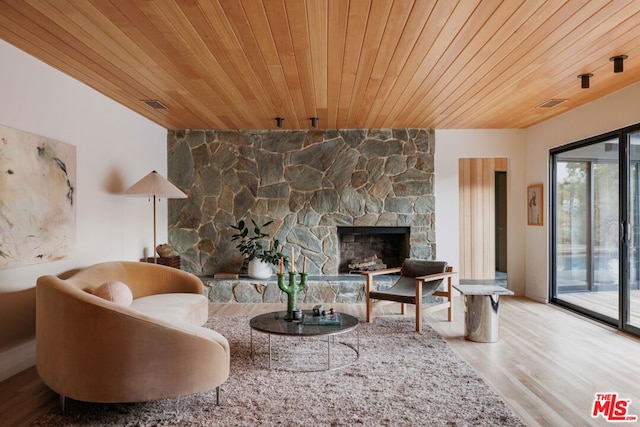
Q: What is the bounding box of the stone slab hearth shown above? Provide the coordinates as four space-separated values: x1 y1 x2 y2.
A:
202 275 397 304
202 274 445 305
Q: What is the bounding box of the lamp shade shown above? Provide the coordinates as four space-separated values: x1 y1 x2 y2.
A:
122 170 186 263
122 170 186 199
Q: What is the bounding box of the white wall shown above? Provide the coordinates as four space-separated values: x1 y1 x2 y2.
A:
524 82 640 302
0 40 167 380
435 129 527 296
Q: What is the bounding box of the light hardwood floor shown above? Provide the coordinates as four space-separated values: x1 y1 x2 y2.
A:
1 297 639 426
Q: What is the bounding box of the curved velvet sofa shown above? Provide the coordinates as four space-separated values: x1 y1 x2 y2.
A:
36 261 229 407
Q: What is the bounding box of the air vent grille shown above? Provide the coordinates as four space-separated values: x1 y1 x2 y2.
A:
142 100 168 110
536 99 567 109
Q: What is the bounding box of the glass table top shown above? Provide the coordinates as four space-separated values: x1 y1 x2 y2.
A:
250 310 359 337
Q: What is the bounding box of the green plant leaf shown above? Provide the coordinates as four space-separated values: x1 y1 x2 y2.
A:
230 217 282 265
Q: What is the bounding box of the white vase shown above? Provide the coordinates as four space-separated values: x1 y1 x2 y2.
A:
248 259 273 279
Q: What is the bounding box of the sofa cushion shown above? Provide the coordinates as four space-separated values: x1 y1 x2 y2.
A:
94 281 133 306
130 293 209 326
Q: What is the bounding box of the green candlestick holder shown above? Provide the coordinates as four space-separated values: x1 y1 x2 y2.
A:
277 272 308 321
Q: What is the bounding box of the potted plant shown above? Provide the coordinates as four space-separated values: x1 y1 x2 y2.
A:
231 218 288 278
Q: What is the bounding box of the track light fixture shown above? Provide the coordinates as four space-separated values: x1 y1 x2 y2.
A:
578 73 593 89
610 55 628 73
274 117 284 128
309 117 319 128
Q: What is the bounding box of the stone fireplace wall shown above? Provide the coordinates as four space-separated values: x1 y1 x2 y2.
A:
167 128 436 276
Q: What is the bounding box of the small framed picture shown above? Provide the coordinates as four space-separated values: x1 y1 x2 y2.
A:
527 184 543 226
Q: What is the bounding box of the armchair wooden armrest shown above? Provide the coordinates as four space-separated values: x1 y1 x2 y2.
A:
415 270 457 282
361 267 401 297
420 270 457 306
362 267 401 294
363 268 403 325
415 268 456 330
361 267 402 278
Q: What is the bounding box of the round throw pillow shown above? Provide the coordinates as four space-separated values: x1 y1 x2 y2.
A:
94 281 133 307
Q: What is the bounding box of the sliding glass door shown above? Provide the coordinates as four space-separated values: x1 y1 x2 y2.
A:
628 130 640 330
553 140 619 322
551 124 640 336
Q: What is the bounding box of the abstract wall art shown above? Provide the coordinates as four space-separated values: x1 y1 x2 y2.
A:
0 125 76 269
527 183 543 226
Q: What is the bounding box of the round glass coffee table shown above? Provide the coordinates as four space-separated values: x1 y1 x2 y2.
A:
249 310 359 372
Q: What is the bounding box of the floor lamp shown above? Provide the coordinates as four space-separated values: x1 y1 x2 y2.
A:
122 170 187 263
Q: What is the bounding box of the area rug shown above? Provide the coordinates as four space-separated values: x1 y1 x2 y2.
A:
34 315 524 426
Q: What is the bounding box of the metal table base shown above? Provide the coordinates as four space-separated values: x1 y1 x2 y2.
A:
249 311 360 372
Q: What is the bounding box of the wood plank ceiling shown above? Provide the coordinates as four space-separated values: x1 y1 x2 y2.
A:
1 0 639 130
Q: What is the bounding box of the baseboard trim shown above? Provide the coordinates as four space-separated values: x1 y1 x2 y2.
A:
0 339 36 382
526 294 549 304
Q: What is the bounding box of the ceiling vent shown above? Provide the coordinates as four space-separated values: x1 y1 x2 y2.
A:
536 99 567 109
142 100 168 110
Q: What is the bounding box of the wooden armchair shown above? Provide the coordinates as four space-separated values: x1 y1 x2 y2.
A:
363 259 456 332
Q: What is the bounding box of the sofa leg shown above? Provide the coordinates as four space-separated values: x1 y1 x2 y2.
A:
216 386 221 405
59 395 66 413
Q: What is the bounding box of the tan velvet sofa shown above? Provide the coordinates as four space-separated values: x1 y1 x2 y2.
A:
36 261 229 408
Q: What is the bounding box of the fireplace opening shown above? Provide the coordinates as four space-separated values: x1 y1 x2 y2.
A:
337 226 410 274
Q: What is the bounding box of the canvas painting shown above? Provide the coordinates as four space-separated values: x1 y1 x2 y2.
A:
0 125 76 269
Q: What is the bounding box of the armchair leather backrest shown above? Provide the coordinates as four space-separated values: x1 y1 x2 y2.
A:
401 259 447 279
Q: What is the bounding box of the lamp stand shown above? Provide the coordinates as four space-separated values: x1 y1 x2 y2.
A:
152 195 157 263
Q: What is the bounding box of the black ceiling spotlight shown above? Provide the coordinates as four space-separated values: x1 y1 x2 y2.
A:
274 117 284 128
309 117 319 128
578 73 593 89
610 55 628 73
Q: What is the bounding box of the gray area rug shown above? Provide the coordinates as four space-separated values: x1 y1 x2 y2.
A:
35 315 524 426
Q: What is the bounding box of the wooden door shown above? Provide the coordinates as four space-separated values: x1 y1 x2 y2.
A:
459 158 507 279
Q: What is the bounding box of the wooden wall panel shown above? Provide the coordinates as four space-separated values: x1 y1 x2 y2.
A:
459 158 472 277
459 158 507 280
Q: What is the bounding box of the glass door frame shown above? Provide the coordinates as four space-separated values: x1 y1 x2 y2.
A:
622 125 640 336
550 123 640 337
